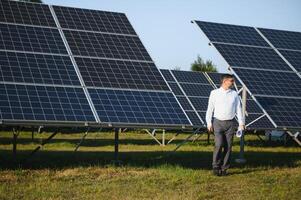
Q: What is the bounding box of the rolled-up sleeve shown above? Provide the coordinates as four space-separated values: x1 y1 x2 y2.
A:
236 95 244 126
206 91 214 127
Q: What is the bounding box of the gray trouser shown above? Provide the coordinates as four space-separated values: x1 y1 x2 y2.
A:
212 118 236 170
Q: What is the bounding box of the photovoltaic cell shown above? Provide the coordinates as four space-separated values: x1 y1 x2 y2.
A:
176 96 193 111
0 0 56 27
259 28 301 51
0 51 80 85
233 68 301 97
64 30 152 61
171 70 209 83
185 111 203 126
0 23 67 55
75 57 168 90
256 96 301 128
246 99 263 114
0 84 95 122
195 21 269 47
245 114 274 129
180 83 212 97
188 97 209 111
167 82 184 96
207 72 242 87
53 6 136 35
88 88 190 125
160 69 175 82
214 43 292 71
279 50 301 72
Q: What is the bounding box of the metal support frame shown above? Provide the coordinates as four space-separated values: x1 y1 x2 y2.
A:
74 127 92 152
27 129 59 158
286 131 301 146
143 129 169 146
172 127 202 152
111 128 122 165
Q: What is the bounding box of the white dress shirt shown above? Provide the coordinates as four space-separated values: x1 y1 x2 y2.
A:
206 87 244 126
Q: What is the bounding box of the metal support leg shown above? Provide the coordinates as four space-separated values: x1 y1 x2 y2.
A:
236 86 247 164
31 127 35 141
114 128 120 161
286 131 301 146
74 128 91 152
167 132 180 144
162 129 165 146
12 128 20 161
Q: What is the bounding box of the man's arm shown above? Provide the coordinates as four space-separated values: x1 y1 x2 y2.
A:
236 94 245 128
206 91 214 131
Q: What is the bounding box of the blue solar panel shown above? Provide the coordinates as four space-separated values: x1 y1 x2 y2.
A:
171 70 209 83
160 69 175 82
195 21 269 47
75 57 168 90
180 83 212 97
176 96 193 111
214 43 292 71
233 68 301 97
246 99 263 114
188 97 209 111
0 0 56 27
256 96 301 128
245 114 274 129
185 111 203 126
279 50 301 72
259 28 301 51
53 5 136 35
0 84 95 122
0 51 80 85
167 82 184 96
64 30 152 61
0 24 67 55
88 89 190 125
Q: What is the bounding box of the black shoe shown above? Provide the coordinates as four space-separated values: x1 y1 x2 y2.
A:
220 170 228 176
212 168 221 176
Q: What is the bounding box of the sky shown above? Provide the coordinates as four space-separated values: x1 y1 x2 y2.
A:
45 0 301 72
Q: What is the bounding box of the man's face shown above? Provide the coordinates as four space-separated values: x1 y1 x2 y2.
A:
222 77 235 88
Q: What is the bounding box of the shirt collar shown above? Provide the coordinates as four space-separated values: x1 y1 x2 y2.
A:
219 86 231 93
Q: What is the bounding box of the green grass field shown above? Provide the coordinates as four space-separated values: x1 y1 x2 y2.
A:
0 130 300 200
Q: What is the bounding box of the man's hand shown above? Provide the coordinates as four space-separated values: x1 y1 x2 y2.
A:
238 125 245 131
207 125 213 132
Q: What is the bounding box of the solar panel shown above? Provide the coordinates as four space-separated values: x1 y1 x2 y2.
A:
0 1 191 128
195 21 301 129
53 5 136 35
172 70 209 83
259 28 301 51
0 84 95 122
88 89 189 125
245 114 274 129
188 97 209 111
64 30 152 61
233 68 301 97
0 23 67 55
279 50 301 72
176 96 194 111
166 82 184 96
160 69 176 82
256 96 301 128
185 111 203 126
0 51 80 85
195 21 269 47
75 57 168 90
214 43 292 71
179 83 212 97
0 0 56 27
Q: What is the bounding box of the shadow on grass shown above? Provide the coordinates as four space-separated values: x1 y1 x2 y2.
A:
0 149 300 173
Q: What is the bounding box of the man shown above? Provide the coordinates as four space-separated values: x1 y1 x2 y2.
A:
206 74 245 176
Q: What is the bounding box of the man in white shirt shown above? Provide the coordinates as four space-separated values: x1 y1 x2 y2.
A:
206 74 245 176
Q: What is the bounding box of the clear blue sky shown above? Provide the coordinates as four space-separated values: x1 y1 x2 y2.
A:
45 0 301 72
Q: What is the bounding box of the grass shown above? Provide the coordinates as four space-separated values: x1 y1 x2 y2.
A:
0 130 300 200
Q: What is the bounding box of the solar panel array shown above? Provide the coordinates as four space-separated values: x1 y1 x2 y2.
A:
195 21 301 129
0 0 191 128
